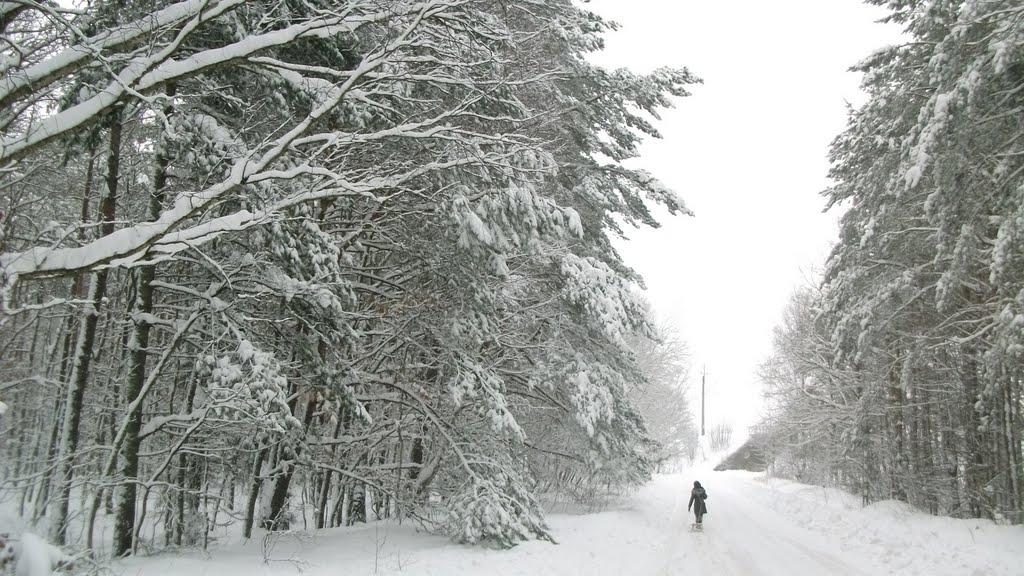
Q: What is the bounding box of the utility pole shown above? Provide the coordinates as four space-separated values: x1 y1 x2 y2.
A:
701 365 706 436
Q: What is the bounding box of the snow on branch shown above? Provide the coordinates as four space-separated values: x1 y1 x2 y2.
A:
0 0 244 110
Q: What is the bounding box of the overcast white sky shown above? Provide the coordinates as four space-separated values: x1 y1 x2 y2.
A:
586 0 903 435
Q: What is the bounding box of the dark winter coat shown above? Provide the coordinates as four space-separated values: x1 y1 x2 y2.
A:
688 487 708 515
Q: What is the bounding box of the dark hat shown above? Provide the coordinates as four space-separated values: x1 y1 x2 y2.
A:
693 481 702 488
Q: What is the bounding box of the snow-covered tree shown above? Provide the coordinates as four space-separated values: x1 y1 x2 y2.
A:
0 0 698 554
761 0 1023 523
628 317 696 467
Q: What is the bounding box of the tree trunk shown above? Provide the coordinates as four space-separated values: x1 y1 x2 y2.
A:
113 84 174 557
961 345 988 518
316 408 345 529
51 115 121 545
995 372 1020 517
242 447 268 540
315 470 332 530
262 460 293 531
263 394 316 531
35 159 93 524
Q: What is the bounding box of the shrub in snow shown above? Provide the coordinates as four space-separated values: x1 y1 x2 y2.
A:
0 534 13 570
3 532 73 576
446 476 551 548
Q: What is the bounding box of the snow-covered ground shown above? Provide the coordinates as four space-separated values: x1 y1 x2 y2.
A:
10 470 1024 575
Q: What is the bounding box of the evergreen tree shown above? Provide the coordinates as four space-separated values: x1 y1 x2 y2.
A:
0 0 699 554
761 0 1023 522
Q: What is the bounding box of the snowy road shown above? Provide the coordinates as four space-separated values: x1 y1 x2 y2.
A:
646 473 868 576
112 470 1023 576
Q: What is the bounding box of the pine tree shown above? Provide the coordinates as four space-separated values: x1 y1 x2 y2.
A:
761 0 1024 523
1 0 699 554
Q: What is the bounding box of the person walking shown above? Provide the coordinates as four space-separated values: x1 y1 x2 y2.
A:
688 480 708 527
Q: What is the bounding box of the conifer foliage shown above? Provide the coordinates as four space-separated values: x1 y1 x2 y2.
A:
0 0 697 554
761 0 1023 524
